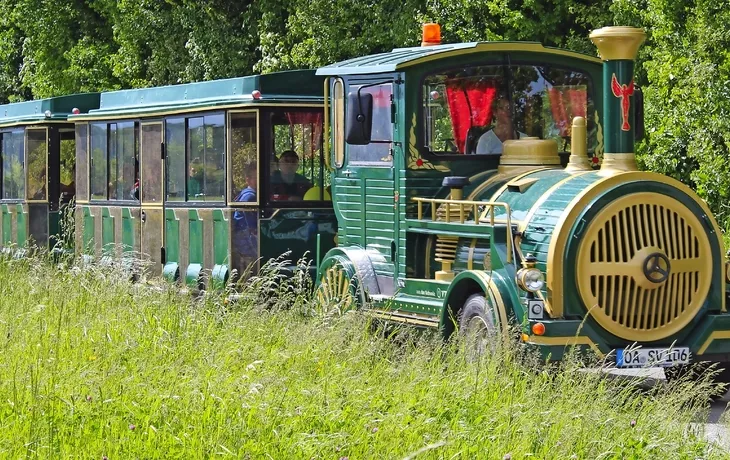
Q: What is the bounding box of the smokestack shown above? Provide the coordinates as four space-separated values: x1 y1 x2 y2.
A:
589 26 646 175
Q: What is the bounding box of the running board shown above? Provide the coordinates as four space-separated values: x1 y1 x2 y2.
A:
367 309 440 328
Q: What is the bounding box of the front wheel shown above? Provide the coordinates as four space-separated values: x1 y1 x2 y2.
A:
458 292 500 358
315 256 360 316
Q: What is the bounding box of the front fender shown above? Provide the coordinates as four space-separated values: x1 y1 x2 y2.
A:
440 270 513 338
317 246 385 300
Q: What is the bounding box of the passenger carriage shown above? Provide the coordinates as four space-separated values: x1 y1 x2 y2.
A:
70 70 336 289
0 94 100 255
316 24 730 373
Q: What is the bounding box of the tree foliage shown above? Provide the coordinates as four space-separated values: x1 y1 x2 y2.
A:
1 0 729 230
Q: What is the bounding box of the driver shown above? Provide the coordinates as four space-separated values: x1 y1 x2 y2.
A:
270 150 312 200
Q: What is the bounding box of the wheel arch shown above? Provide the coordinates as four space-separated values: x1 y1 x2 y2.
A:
316 246 382 302
440 270 511 339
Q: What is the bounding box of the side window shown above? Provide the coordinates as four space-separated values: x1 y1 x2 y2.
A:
165 113 226 203
1 130 24 199
230 112 258 205
270 109 328 202
89 122 139 201
74 124 88 202
26 128 48 201
422 64 595 156
348 83 393 164
333 79 345 168
165 118 186 201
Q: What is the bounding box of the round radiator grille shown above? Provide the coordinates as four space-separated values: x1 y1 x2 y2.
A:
576 192 712 342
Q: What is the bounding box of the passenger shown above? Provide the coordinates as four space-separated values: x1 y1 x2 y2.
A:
270 150 312 200
233 164 258 276
188 157 203 199
475 96 527 155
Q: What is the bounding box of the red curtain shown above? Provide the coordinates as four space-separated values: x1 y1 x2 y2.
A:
445 80 497 153
547 87 587 137
285 112 323 159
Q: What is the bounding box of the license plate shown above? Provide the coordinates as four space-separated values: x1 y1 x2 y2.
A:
616 347 690 368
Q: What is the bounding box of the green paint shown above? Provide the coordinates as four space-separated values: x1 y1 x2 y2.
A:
0 93 100 127
101 207 114 255
82 207 95 254
188 210 203 264
15 204 26 246
1 205 10 246
48 211 60 249
121 208 135 253
164 209 179 263
603 60 636 153
212 209 228 265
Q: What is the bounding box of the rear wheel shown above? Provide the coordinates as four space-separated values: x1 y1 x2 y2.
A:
458 292 500 358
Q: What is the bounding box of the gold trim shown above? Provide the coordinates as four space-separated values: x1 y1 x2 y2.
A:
565 116 591 172
333 79 345 169
698 331 730 355
368 310 439 328
527 335 604 357
598 153 639 176
72 103 323 122
517 171 593 233
226 110 259 206
323 78 330 169
589 26 646 61
488 168 552 202
576 192 712 342
402 43 602 70
467 238 477 270
471 271 509 336
547 171 726 318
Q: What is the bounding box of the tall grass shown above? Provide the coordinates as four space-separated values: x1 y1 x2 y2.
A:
0 255 725 459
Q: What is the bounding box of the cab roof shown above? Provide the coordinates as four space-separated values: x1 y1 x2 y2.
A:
72 70 325 121
316 41 601 76
0 93 100 128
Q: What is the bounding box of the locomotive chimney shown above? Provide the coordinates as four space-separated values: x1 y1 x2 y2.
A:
589 26 646 175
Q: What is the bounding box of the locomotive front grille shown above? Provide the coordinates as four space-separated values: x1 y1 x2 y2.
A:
576 192 712 342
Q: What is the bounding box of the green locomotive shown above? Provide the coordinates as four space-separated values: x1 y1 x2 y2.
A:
0 94 100 255
315 25 730 369
70 70 336 288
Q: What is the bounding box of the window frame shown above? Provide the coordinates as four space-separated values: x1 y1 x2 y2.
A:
227 109 259 207
163 110 227 206
0 128 26 202
417 56 599 161
88 120 140 204
24 127 49 203
344 77 395 167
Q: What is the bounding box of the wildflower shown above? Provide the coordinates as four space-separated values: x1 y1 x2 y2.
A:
630 420 636 428
503 455 512 460
86 395 92 402
339 457 349 460
371 427 379 433
129 424 136 431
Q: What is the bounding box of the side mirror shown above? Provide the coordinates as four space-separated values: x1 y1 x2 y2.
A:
346 91 372 145
635 86 645 141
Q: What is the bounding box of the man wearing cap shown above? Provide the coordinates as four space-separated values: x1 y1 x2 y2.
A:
270 150 312 200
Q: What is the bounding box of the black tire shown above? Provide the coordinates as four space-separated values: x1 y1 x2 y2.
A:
458 292 499 357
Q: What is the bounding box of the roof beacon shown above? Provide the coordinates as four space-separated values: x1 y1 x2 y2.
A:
421 23 441 47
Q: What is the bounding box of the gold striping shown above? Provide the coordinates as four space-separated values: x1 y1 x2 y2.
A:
517 170 594 233
698 331 730 355
467 238 478 270
527 335 604 358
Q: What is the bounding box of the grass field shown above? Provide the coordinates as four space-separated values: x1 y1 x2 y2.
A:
0 255 726 459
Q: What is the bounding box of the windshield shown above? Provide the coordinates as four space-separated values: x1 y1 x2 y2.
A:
423 64 596 156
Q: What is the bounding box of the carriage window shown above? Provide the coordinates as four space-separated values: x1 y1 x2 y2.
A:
423 64 595 156
270 109 328 202
348 83 393 164
74 124 87 202
1 130 24 199
230 112 258 205
165 118 186 201
89 122 139 201
26 128 48 201
166 113 225 203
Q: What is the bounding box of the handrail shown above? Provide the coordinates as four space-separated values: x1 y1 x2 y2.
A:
412 197 513 263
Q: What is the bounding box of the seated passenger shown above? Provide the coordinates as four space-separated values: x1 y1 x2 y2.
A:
233 164 258 276
475 97 527 155
270 150 312 200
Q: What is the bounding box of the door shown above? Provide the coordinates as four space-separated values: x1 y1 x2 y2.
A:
140 122 164 275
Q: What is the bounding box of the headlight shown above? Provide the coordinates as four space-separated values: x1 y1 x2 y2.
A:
517 267 545 293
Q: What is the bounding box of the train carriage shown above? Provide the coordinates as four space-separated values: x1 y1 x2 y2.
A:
316 24 730 372
0 94 100 255
70 70 336 288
